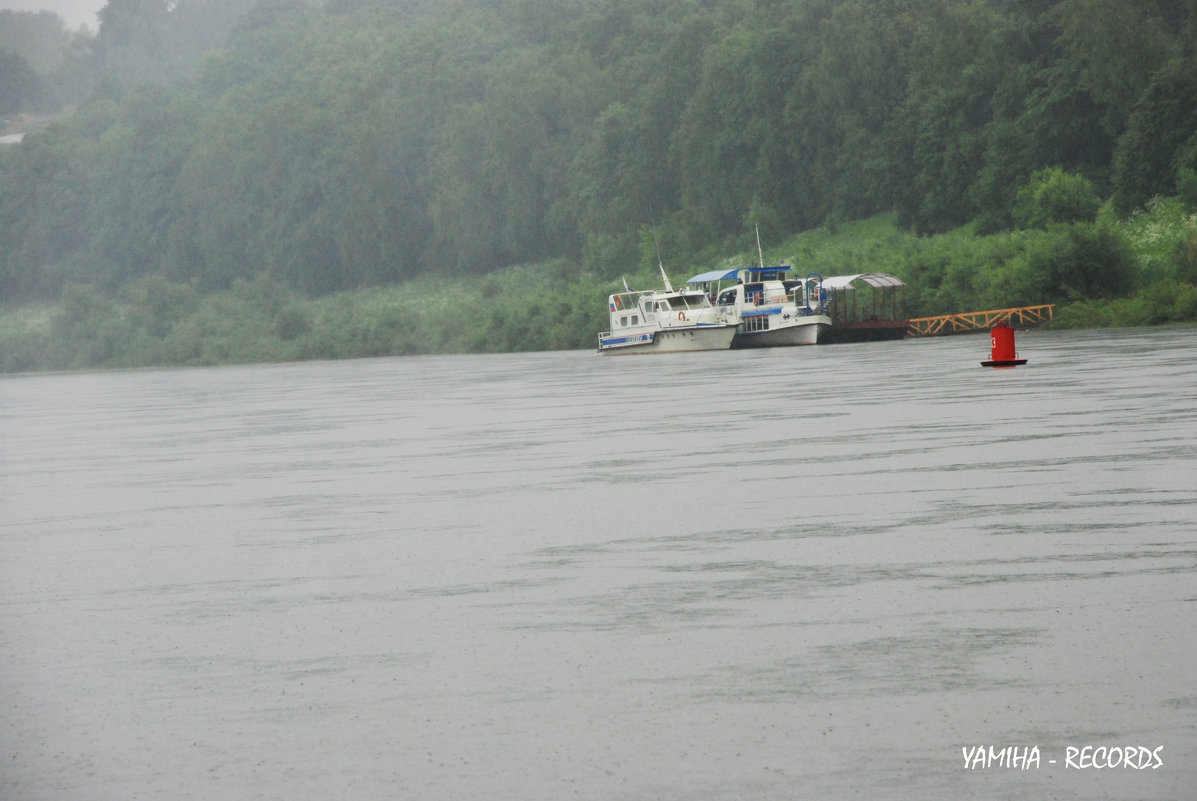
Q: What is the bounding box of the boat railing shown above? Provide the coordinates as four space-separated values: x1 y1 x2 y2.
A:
790 283 828 316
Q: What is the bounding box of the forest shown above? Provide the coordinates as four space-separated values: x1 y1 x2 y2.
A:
2 0 1196 371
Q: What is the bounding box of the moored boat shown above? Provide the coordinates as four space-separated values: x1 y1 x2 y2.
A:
597 268 737 354
687 265 831 348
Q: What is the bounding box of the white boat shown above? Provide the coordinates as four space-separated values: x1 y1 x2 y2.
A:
687 265 831 348
597 268 737 354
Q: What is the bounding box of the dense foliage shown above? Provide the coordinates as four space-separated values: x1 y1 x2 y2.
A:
4 207 1195 373
2 0 1197 371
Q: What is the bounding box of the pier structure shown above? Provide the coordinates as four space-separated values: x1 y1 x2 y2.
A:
907 305 1055 337
816 269 1055 343
819 272 908 343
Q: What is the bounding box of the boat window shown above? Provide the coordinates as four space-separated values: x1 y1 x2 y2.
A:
631 315 638 325
669 295 702 310
717 289 737 305
744 315 770 332
620 315 628 326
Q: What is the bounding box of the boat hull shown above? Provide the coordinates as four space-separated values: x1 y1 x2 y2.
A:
731 316 829 348
598 324 736 354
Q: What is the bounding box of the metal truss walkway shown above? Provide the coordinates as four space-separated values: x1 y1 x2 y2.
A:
907 305 1055 337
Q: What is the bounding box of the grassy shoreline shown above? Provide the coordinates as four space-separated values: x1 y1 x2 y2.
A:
4 209 1195 375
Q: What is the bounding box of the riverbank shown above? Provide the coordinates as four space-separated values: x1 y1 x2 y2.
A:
3 209 1195 374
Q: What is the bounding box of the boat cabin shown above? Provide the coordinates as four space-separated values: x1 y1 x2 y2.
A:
607 288 714 331
688 266 827 317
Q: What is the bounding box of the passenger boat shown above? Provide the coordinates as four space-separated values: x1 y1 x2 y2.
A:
687 265 831 348
597 268 737 354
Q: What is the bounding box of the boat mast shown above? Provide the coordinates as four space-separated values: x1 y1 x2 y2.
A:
654 224 673 292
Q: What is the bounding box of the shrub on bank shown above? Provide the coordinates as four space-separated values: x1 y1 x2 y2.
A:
2 209 1194 374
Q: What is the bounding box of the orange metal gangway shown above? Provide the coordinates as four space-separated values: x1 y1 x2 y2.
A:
907 304 1055 337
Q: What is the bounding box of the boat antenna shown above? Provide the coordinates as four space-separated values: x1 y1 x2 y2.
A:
653 223 673 291
755 223 765 269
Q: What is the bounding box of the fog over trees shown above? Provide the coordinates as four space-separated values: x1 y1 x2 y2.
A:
2 0 1196 368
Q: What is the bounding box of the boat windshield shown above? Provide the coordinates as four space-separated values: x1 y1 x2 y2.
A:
666 294 710 309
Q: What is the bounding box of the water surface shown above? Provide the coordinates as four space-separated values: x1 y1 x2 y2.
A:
2 328 1195 799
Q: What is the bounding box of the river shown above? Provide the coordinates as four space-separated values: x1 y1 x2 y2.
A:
2 327 1195 800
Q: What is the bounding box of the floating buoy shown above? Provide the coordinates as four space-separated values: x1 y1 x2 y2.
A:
981 322 1027 367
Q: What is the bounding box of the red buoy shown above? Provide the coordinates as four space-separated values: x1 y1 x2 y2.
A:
981 322 1027 367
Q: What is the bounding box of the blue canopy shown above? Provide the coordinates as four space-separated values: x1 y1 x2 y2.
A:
687 265 791 284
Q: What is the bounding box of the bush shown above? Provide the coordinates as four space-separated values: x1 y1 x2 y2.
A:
50 283 130 368
1179 168 1197 213
1171 236 1197 284
274 302 312 341
1012 168 1102 229
1139 279 1197 323
1024 223 1135 301
124 275 200 338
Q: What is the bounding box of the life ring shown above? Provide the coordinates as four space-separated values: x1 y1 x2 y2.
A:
678 311 687 321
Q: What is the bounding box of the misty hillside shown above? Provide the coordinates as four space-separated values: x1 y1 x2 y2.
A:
2 0 1196 358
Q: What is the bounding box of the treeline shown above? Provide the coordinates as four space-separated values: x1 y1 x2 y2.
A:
2 0 1197 325
1 11 71 114
1 1 261 112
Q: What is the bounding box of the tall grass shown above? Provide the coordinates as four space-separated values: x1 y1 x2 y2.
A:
3 205 1194 373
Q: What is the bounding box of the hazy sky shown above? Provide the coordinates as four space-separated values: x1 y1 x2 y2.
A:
1 0 104 30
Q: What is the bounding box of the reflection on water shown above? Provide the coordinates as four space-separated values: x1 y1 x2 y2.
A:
2 327 1195 800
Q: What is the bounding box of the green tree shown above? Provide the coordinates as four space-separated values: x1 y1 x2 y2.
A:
567 6 719 273
425 45 593 271
1012 168 1102 229
1112 55 1197 214
785 0 909 227
0 103 111 297
94 0 176 83
0 50 55 114
1057 0 1180 140
889 1 1011 233
0 10 73 75
164 0 259 80
83 85 201 288
673 22 801 236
